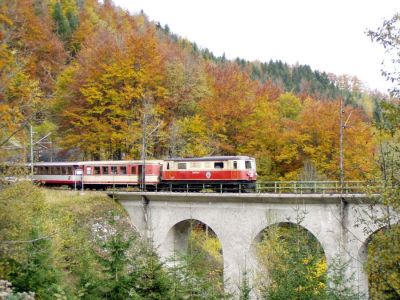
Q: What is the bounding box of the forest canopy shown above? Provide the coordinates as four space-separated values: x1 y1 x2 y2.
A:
0 0 392 180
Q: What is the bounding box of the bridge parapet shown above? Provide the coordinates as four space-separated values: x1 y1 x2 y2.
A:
110 191 375 204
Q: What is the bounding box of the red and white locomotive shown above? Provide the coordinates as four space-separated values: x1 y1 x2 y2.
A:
32 156 257 192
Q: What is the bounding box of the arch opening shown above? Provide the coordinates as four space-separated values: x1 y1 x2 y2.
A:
251 222 328 299
162 219 225 296
363 223 400 299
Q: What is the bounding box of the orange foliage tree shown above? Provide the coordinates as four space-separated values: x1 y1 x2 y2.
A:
200 62 258 154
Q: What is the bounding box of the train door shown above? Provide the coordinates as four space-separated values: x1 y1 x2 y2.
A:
232 160 240 180
74 167 83 190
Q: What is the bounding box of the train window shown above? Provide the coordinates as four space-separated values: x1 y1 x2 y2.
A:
214 162 224 169
93 166 100 175
233 161 238 169
34 167 39 175
67 167 73 175
120 166 127 175
111 166 117 175
177 163 187 170
44 166 50 174
166 162 170 170
86 167 92 175
190 162 201 168
61 167 67 175
245 161 252 169
102 166 109 175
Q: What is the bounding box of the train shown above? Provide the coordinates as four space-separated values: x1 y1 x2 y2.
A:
31 156 257 192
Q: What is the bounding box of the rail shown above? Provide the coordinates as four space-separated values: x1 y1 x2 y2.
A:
109 180 378 194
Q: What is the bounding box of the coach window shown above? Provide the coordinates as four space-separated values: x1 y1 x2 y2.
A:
110 166 117 175
102 166 109 175
93 166 100 175
61 167 67 175
177 163 187 170
86 167 92 175
120 166 127 175
131 166 137 175
233 161 238 169
68 167 73 175
245 161 252 169
214 162 224 169
44 166 50 174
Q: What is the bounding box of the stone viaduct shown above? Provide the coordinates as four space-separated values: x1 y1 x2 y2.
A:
111 191 397 298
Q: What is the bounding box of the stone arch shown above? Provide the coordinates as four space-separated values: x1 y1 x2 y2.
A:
161 218 223 261
357 221 400 298
247 220 327 265
358 221 400 257
248 221 328 297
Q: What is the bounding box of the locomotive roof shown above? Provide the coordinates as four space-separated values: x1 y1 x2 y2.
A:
164 156 254 162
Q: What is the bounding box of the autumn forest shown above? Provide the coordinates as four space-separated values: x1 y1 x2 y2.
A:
0 0 393 181
1 1 400 299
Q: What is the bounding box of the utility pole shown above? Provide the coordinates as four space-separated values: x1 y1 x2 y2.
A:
28 124 52 178
30 124 34 177
339 97 353 251
339 97 353 191
141 97 147 192
339 97 344 190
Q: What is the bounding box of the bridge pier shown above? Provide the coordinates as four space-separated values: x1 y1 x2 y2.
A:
114 192 390 299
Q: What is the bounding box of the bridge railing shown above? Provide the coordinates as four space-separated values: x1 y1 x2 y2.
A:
256 181 374 194
112 180 378 194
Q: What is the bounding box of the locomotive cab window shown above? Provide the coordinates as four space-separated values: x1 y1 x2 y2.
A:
214 162 224 169
245 161 252 169
102 166 109 175
177 163 187 170
93 166 100 175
